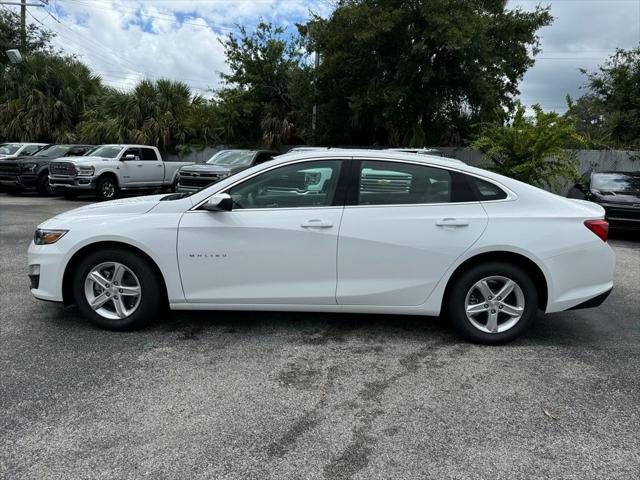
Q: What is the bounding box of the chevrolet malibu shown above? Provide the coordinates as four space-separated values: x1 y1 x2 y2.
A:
28 150 615 344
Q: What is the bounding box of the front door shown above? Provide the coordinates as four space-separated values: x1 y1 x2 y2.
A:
178 159 345 304
337 160 488 306
118 148 147 186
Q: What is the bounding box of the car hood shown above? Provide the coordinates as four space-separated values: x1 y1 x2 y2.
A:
180 164 233 174
52 194 167 220
591 190 640 204
55 156 113 164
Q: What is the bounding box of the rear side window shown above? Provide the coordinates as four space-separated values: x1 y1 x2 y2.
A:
469 177 508 201
141 148 158 161
357 161 475 205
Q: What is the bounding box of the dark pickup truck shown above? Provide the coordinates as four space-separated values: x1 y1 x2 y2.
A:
176 149 279 193
0 144 93 195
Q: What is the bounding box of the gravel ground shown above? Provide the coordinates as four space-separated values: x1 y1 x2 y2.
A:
1 194 639 480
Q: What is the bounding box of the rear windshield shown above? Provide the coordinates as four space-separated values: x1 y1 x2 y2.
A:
592 173 640 193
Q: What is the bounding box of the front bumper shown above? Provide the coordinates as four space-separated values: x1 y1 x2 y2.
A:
0 173 37 190
28 241 68 302
49 175 96 191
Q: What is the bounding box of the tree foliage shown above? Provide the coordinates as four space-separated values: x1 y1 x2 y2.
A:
218 22 311 148
77 79 221 155
301 0 552 146
473 105 583 191
567 48 640 149
0 53 103 142
0 9 57 65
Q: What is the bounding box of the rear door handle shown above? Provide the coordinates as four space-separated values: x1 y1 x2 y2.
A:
435 218 469 227
301 219 333 228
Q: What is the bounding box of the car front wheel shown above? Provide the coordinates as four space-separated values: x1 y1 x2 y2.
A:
446 262 538 344
96 176 118 201
73 249 162 330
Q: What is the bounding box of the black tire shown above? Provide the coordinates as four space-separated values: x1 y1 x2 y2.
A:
36 172 53 196
96 176 118 201
446 262 538 345
73 248 163 330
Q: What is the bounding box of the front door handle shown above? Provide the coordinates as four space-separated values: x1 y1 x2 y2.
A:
301 219 333 228
435 218 469 227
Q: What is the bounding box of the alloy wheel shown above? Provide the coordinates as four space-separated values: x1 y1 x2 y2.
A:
84 262 141 320
464 275 525 334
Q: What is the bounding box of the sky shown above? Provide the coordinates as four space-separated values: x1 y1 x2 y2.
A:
9 0 640 111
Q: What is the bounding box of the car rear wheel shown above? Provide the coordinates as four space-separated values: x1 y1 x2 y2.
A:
73 249 162 330
96 176 118 201
446 262 538 344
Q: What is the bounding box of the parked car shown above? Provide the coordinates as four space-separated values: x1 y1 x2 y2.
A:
49 144 195 201
567 171 640 230
0 144 93 195
176 149 279 193
28 150 615 344
0 142 47 158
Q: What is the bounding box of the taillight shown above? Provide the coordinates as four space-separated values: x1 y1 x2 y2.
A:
584 219 609 242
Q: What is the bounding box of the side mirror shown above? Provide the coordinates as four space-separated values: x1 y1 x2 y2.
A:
202 193 233 212
122 154 137 161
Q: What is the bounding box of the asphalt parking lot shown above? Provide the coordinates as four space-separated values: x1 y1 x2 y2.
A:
1 194 639 480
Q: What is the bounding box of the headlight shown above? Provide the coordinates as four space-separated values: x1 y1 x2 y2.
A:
34 229 68 245
75 165 95 176
21 163 37 173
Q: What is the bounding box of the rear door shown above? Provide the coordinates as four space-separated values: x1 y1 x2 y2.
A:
336 159 488 306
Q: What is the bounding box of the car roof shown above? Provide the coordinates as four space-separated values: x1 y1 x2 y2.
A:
278 148 466 166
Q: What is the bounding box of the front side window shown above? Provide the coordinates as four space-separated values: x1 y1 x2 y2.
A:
123 148 141 159
228 160 342 209
90 146 123 158
358 161 458 205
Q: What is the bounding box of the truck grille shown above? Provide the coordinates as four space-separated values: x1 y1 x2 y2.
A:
0 162 20 174
604 205 640 220
49 161 76 176
360 174 411 193
178 172 224 188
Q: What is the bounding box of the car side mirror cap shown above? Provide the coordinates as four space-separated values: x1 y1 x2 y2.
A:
202 193 233 212
122 154 137 161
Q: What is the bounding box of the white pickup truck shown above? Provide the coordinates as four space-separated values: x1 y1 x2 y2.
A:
49 144 194 200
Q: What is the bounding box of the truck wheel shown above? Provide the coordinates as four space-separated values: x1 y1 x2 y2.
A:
73 248 162 330
96 176 118 201
36 173 54 196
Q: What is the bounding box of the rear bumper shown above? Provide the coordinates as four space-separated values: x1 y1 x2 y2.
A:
567 287 612 310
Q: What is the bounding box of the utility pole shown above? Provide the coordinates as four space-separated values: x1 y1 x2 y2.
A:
0 1 46 50
20 0 26 50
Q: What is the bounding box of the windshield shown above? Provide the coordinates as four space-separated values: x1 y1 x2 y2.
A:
592 173 640 193
89 145 124 158
35 145 74 157
206 150 254 167
0 143 22 155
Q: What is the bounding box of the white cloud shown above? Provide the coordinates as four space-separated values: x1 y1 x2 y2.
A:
16 0 640 109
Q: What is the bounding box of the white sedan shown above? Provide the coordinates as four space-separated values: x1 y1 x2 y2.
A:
28 150 615 344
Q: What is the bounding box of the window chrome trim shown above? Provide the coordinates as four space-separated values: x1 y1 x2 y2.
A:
189 155 516 211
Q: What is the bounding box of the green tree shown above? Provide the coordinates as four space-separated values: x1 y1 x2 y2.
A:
218 22 311 147
473 104 583 191
77 79 220 155
0 9 57 65
0 53 103 142
301 0 552 146
567 47 640 149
